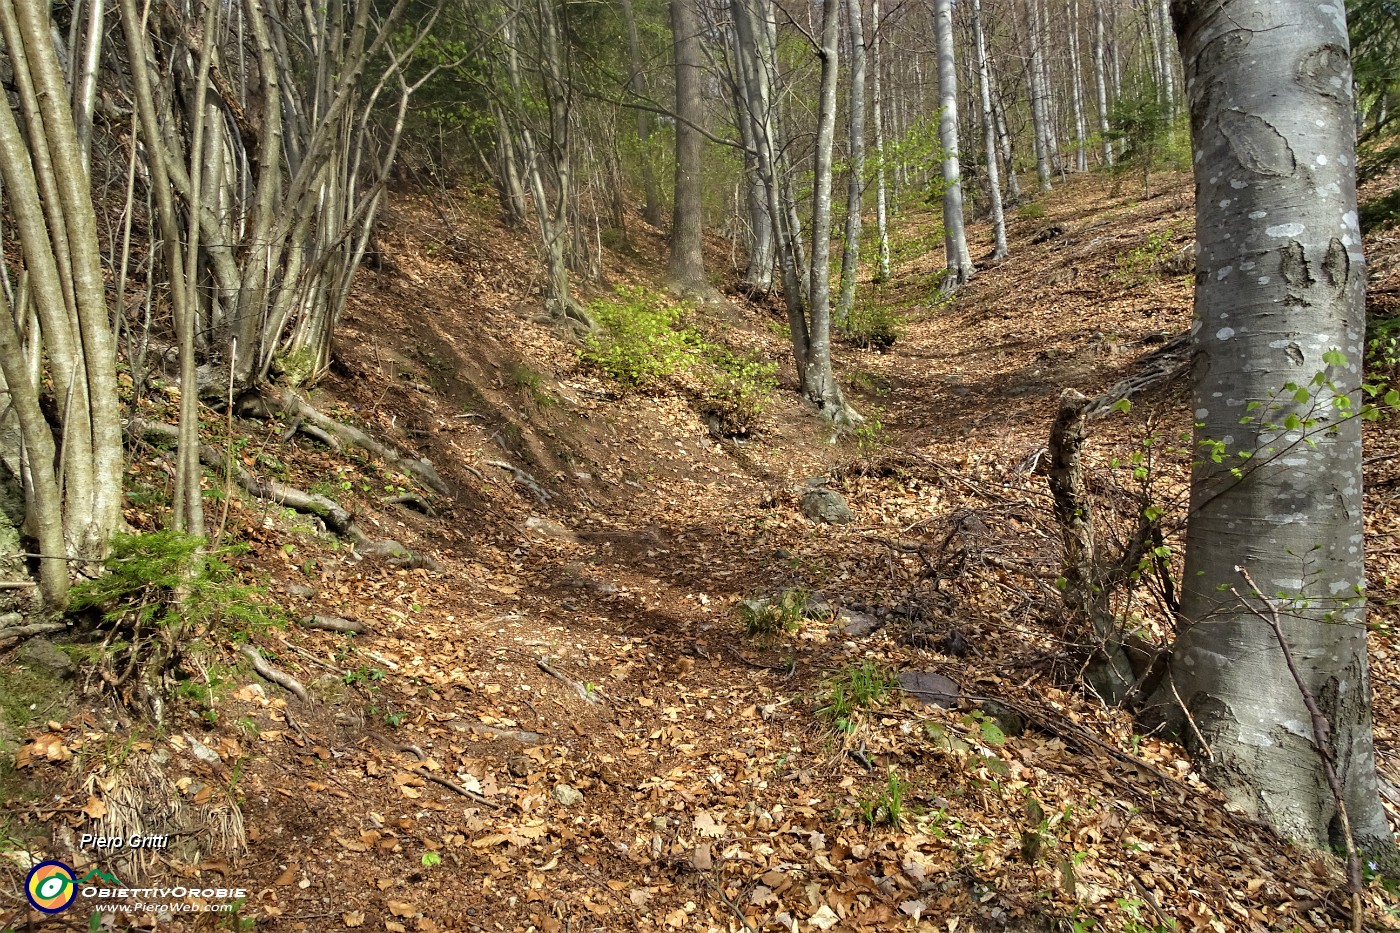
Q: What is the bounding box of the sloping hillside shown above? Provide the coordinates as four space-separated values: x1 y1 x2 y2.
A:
3 171 1399 933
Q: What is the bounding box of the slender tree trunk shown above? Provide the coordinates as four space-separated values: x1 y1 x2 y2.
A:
971 0 1007 260
798 0 852 421
1092 0 1115 167
1148 0 1390 856
990 68 1022 202
836 0 866 322
667 0 709 295
620 0 663 228
871 0 891 280
933 0 973 290
1023 0 1054 192
1068 0 1088 172
1157 0 1176 115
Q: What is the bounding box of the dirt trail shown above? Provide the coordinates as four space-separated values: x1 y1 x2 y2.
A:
4 173 1398 933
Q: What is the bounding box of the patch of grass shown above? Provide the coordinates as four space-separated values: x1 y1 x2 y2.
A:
740 587 807 636
816 660 898 732
511 363 559 408
858 768 912 828
1016 202 1046 220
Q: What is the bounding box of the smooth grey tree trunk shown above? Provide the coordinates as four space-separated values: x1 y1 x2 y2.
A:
801 0 851 420
971 0 1006 260
1092 0 1114 167
990 68 1022 202
667 0 709 295
1149 0 1390 855
871 0 891 281
1157 0 1176 115
1068 0 1088 172
1022 0 1054 192
835 0 866 322
933 0 973 290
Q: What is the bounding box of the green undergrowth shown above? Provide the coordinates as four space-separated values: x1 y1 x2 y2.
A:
816 660 899 732
581 286 776 435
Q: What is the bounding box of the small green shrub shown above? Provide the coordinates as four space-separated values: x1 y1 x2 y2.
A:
1114 229 1175 288
580 287 696 388
702 350 777 437
858 768 912 828
70 531 289 703
852 411 888 455
1016 202 1046 220
840 301 904 350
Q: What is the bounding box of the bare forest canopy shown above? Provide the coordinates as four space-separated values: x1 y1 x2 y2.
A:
2 0 1400 930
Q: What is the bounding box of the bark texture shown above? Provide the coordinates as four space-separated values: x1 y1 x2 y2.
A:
932 0 973 290
667 0 710 295
1151 0 1390 854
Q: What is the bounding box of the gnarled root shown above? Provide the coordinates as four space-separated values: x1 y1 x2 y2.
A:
242 389 448 494
127 419 441 572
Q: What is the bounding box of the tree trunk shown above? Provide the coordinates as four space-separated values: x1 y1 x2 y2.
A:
1148 0 1391 855
990 68 1022 202
971 0 1007 261
835 0 867 322
1092 0 1115 167
667 0 709 296
1157 0 1176 115
933 0 973 290
871 0 891 281
1023 0 1054 192
1068 0 1088 172
801 0 850 419
620 0 663 228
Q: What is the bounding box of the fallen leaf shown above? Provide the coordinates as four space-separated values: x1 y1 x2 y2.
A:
809 905 840 930
274 865 298 886
82 796 107 819
342 911 365 928
388 900 416 918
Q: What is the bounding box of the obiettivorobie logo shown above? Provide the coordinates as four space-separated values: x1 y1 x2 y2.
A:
25 862 119 914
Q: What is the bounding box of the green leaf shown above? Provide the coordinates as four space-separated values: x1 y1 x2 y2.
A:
1284 413 1301 430
1144 505 1163 521
1293 387 1312 404
1386 389 1400 408
1323 348 1347 367
1111 399 1132 414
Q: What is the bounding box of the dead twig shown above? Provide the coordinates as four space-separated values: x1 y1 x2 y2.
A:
1233 567 1364 933
409 766 500 809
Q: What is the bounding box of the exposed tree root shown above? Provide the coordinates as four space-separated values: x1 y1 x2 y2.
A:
244 389 448 494
127 419 442 571
0 620 66 648
239 644 309 702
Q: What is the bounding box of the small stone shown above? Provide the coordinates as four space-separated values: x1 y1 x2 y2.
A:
308 673 351 707
839 610 883 637
285 583 317 599
979 700 1026 737
507 755 531 777
553 783 583 806
800 489 853 525
15 638 74 679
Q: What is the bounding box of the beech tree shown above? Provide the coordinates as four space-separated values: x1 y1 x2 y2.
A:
1150 0 1390 854
932 0 973 289
666 0 710 295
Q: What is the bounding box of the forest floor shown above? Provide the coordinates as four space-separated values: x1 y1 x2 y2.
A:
5 169 1400 933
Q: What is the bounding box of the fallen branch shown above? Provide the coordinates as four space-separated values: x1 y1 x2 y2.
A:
240 644 309 702
409 766 500 809
299 615 370 635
